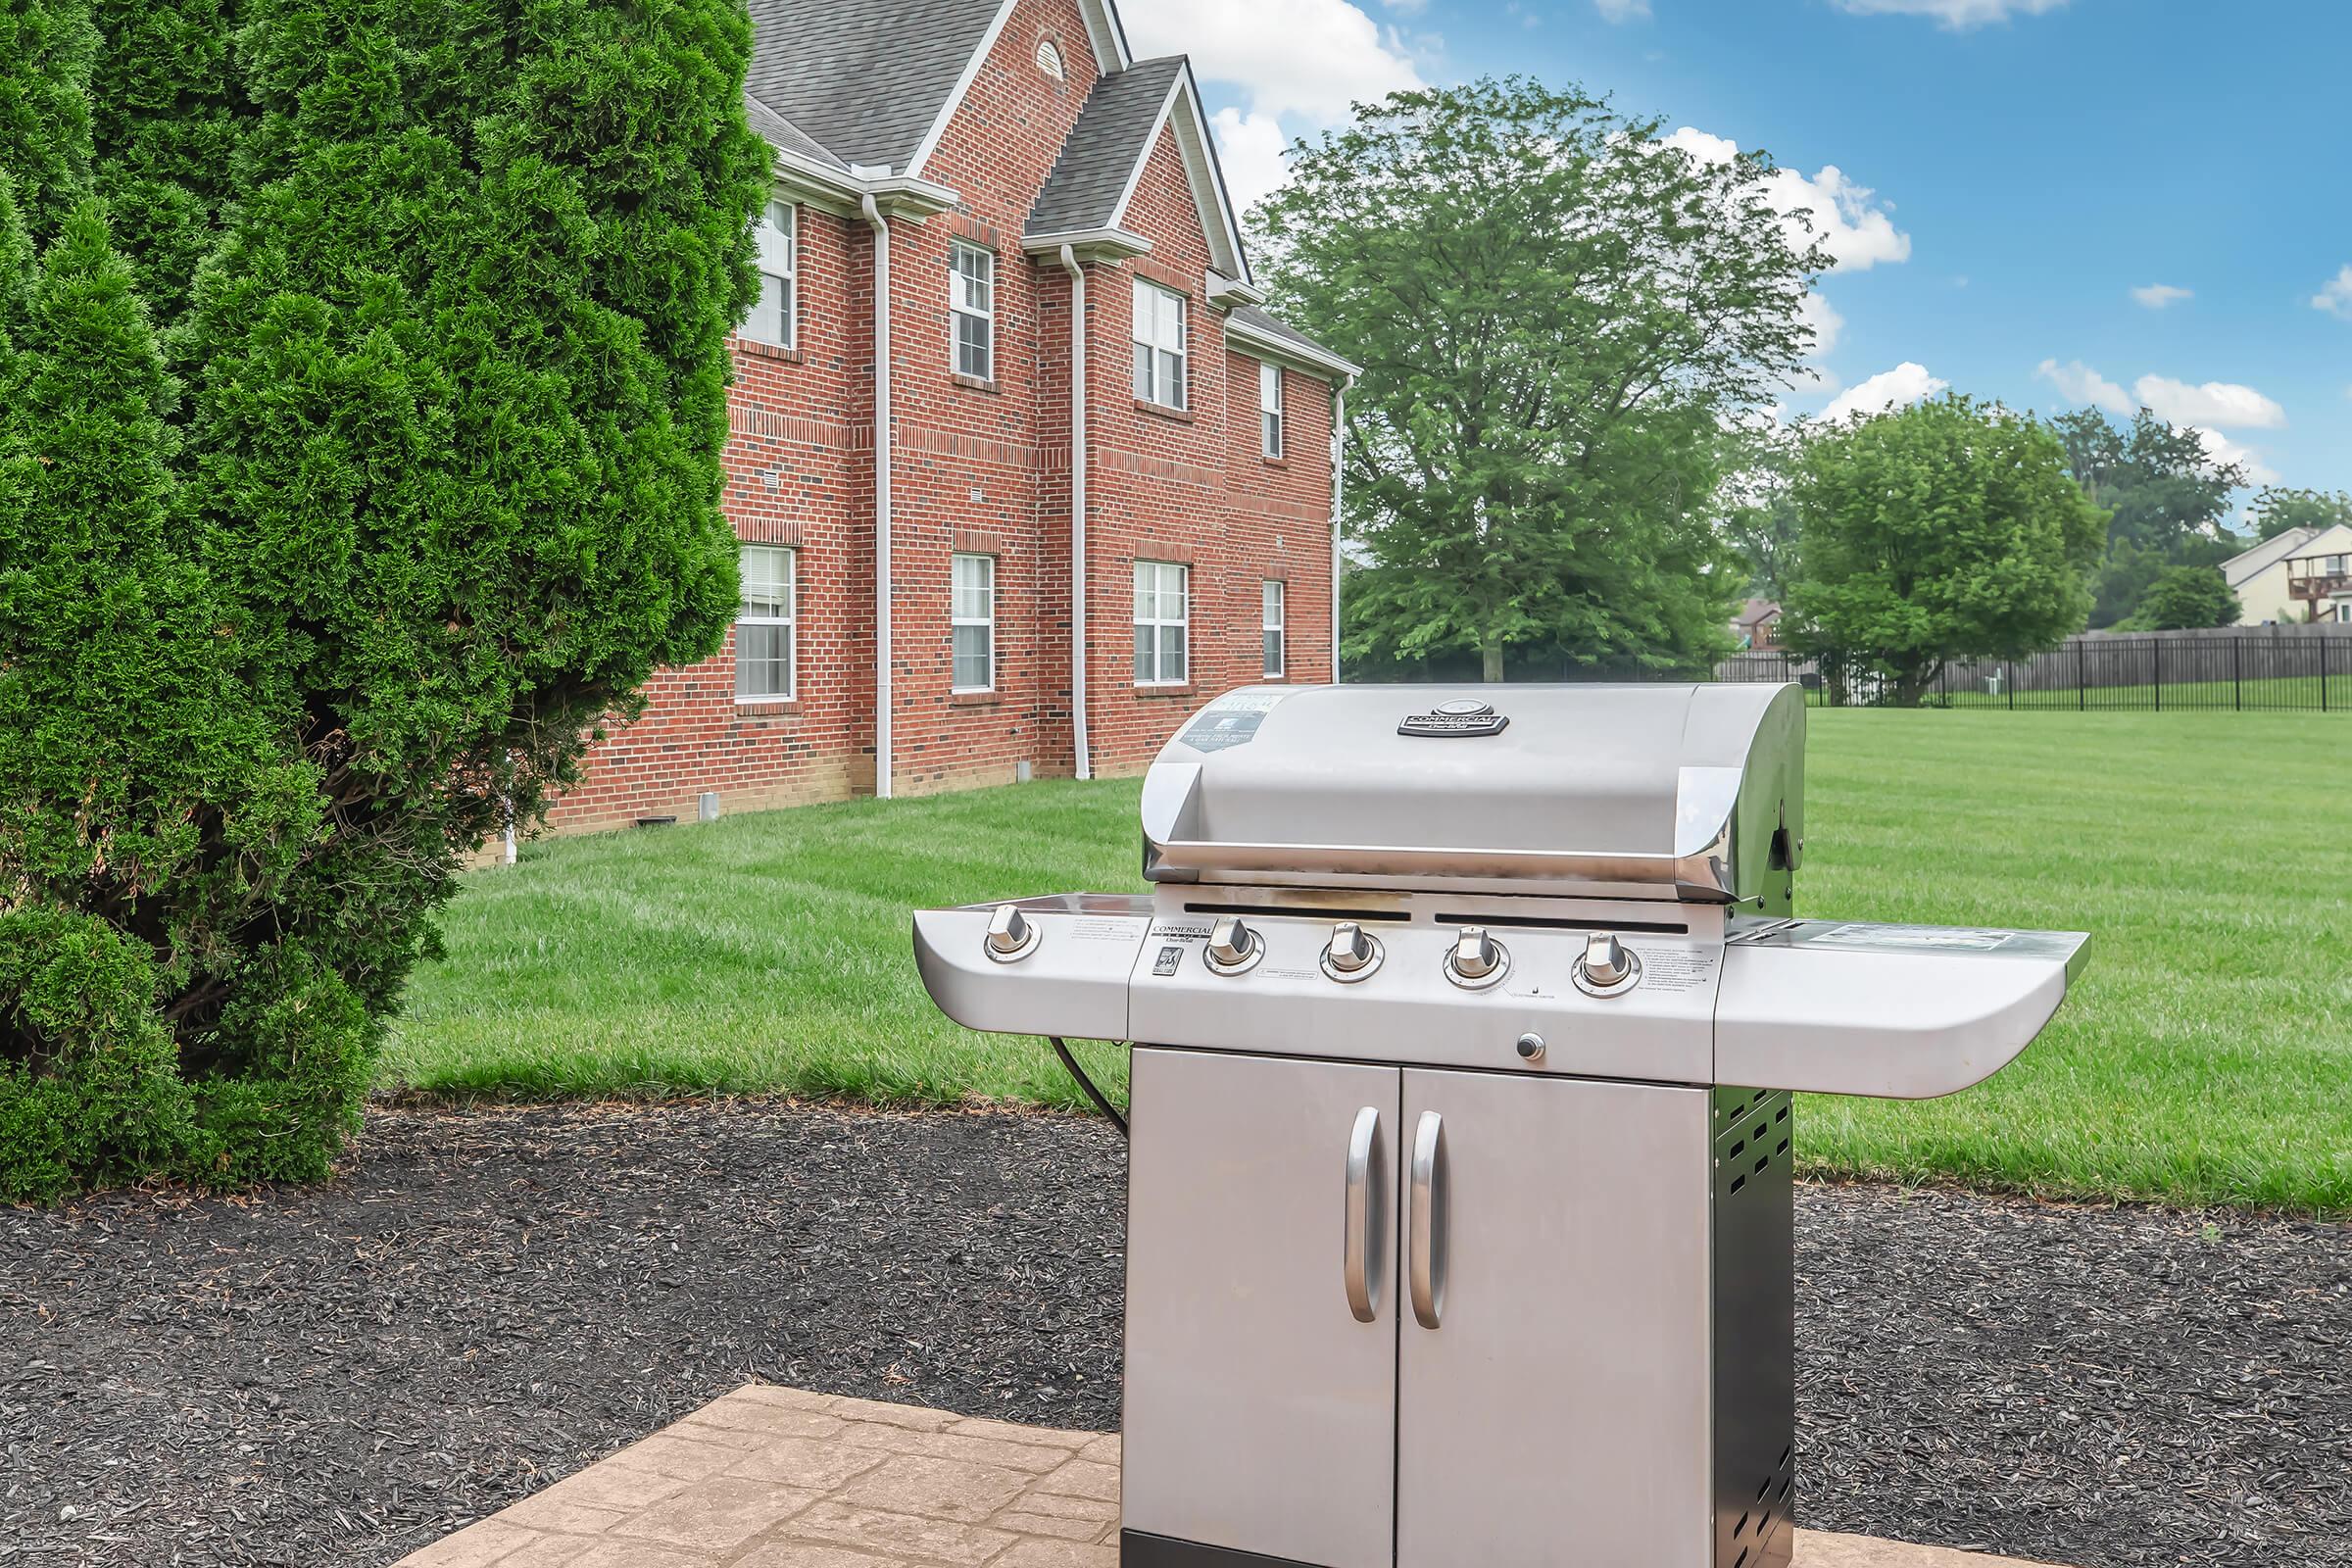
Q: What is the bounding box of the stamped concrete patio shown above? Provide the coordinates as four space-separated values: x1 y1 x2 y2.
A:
398 1385 2064 1568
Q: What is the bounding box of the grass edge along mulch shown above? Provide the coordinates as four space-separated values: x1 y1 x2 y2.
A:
384 710 2352 1216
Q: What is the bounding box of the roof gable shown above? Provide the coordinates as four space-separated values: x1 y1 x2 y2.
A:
1024 57 1250 285
1027 58 1184 236
746 0 1133 176
2224 525 2321 585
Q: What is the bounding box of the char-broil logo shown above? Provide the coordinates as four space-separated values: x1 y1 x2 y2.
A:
1397 698 1510 738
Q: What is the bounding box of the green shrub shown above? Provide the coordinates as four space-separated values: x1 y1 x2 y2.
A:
0 909 193 1201
0 0 766 1198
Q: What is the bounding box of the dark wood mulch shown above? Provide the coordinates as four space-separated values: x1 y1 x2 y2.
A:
1 1102 2345 1567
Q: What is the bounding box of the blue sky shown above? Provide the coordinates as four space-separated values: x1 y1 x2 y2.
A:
1123 0 2352 506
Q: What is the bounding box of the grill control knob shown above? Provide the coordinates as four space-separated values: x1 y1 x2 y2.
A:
1205 915 1264 974
984 905 1038 961
1446 926 1507 989
1581 932 1637 989
1326 921 1377 975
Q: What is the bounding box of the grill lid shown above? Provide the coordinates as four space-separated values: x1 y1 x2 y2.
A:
1141 684 1804 906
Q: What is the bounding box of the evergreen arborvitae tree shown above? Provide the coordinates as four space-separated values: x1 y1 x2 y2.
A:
0 0 97 245
178 0 764 1030
0 189 323 1195
1 0 766 1197
88 0 248 329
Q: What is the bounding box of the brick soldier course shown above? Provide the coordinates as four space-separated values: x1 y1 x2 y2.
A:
397 1386 2071 1568
550 0 1351 832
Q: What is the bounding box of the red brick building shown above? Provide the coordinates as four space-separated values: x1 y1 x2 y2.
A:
549 0 1353 830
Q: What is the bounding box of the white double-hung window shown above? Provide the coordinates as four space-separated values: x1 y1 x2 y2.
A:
952 553 996 692
745 200 796 348
1134 561 1189 686
735 545 796 700
1261 580 1286 677
951 241 994 380
1132 279 1187 409
1259 361 1284 459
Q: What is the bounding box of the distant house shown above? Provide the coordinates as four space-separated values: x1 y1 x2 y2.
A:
2223 525 2352 624
1732 598 1784 651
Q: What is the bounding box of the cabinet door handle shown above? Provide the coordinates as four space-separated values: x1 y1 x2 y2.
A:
1343 1106 1385 1322
1408 1110 1446 1330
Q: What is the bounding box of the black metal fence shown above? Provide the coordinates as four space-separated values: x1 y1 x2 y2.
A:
1716 630 2351 712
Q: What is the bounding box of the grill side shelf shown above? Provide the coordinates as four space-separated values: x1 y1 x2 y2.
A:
1715 921 2086 1100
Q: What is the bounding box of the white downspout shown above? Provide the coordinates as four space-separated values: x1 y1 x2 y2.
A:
1058 244 1092 779
861 194 894 798
1331 381 1347 683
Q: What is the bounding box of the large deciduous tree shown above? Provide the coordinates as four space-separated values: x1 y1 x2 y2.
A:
0 0 769 1198
1786 394 2105 707
1254 78 1827 680
2050 407 2246 627
2247 486 2352 543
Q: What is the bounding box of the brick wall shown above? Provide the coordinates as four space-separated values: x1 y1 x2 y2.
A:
548 0 1336 831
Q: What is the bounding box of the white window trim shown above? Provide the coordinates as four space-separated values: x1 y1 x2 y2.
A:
735 545 796 703
1134 560 1190 687
748 200 797 350
951 240 995 382
951 552 996 694
1259 360 1284 460
1132 278 1188 411
1262 578 1286 678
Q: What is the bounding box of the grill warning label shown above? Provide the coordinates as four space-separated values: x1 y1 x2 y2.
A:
1175 688 1298 754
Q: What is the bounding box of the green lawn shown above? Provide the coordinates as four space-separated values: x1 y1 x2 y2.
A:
384 711 2352 1213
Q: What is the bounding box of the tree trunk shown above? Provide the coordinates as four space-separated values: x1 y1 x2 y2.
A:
1482 643 1503 683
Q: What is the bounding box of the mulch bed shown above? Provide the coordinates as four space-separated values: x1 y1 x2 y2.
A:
2 1102 2345 1568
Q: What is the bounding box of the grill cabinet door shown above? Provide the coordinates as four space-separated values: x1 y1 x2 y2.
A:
1395 1070 1713 1567
1124 1047 1400 1568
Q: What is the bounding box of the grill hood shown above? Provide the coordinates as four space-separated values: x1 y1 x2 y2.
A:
1140 684 1805 907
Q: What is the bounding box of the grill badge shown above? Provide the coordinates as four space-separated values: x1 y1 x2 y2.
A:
1397 698 1510 738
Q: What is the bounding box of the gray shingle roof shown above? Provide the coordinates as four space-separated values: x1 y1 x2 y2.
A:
746 91 848 173
1025 57 1185 236
1228 304 1352 373
746 0 1007 173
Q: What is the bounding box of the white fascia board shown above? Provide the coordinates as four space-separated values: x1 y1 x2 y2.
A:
1205 270 1266 308
1106 65 1250 288
1021 227 1154 261
1224 317 1360 382
1083 0 1133 72
772 150 864 214
863 174 958 220
906 0 1023 182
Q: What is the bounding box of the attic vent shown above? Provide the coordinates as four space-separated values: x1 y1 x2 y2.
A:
1035 36 1066 80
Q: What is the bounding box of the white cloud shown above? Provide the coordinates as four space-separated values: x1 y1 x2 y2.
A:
1595 0 1652 21
1822 363 1947 422
1207 108 1294 218
1663 127 1911 272
1800 292 1846 360
2192 428 2279 487
2132 375 2286 430
1831 0 2068 27
2131 283 2192 310
2314 265 2352 319
1122 0 1423 125
2035 358 2132 416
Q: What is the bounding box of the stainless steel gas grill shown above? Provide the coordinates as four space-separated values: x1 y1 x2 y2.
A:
912 684 2087 1568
